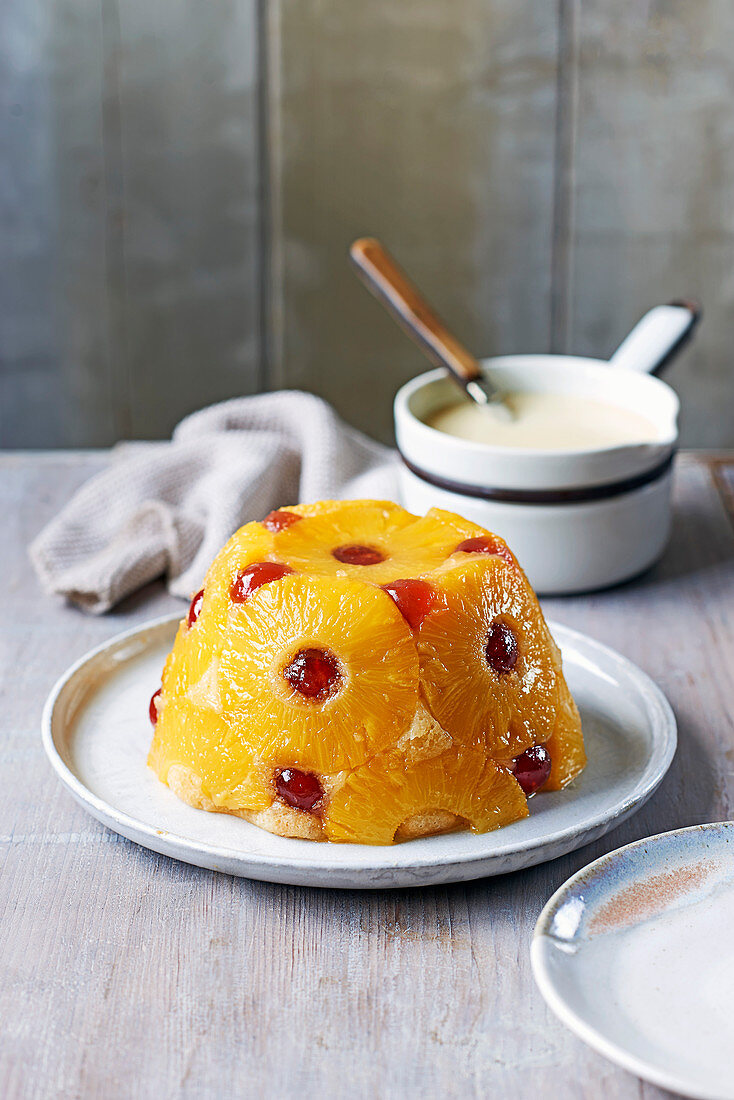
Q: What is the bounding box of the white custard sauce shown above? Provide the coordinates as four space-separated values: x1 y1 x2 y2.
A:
425 391 660 451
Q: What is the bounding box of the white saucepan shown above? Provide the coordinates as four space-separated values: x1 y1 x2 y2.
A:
394 304 698 594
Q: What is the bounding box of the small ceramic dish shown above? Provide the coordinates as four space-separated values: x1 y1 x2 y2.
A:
532 822 734 1100
394 356 679 595
42 614 675 889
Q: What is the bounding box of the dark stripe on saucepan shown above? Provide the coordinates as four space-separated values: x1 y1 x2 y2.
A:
398 449 676 505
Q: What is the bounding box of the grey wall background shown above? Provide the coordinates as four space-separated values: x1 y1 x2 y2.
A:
2 0 733 449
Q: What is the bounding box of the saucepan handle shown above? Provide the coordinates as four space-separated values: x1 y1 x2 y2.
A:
607 300 701 374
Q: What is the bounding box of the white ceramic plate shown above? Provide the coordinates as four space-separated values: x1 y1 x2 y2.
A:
42 614 676 889
532 823 734 1100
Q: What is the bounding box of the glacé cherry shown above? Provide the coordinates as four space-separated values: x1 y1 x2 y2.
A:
149 687 162 725
332 544 385 566
485 621 519 675
382 578 436 630
230 561 294 602
262 510 302 532
275 768 324 812
455 536 512 564
512 744 552 796
283 647 341 700
187 589 204 628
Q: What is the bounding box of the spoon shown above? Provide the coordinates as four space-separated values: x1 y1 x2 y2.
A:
350 237 512 418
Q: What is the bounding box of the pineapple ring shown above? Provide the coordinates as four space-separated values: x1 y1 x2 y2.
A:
218 573 419 771
324 743 528 845
271 501 492 584
417 556 562 762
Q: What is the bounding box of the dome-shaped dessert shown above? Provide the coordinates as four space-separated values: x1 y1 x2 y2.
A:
148 500 585 844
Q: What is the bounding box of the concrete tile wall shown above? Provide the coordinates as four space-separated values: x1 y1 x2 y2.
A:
1 0 262 447
1 1 731 447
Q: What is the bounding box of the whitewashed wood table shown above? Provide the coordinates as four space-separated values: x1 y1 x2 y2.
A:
2 450 733 1099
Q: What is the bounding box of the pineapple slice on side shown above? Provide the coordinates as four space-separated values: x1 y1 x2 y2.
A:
416 555 562 763
149 694 273 817
325 741 528 845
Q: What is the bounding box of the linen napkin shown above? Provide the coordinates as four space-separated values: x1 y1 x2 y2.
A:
30 391 400 614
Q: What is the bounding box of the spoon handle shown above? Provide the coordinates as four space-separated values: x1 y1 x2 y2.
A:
350 237 484 388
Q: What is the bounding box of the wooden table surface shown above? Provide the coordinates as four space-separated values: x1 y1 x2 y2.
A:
2 450 733 1099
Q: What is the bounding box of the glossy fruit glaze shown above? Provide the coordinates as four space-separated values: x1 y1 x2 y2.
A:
187 589 204 628
382 578 436 630
512 744 552 795
485 621 519 675
283 647 342 700
148 500 586 844
332 544 385 566
275 768 324 812
149 688 162 725
230 561 294 602
455 535 514 565
262 510 302 532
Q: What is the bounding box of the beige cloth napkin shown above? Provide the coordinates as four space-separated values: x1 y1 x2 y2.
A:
30 391 399 613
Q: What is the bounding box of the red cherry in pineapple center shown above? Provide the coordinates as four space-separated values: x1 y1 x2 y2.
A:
187 589 204 627
149 687 162 725
512 744 552 796
485 621 519 674
283 647 341 701
332 544 385 566
275 768 324 812
262 509 302 532
455 536 513 567
382 578 436 630
230 561 294 602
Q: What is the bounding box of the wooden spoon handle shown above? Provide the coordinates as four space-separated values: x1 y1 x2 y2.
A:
350 238 483 386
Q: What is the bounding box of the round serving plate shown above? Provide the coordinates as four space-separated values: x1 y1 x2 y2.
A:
532 822 734 1100
42 614 676 889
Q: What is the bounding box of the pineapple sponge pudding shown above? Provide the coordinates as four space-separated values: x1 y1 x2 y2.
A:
148 500 586 845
